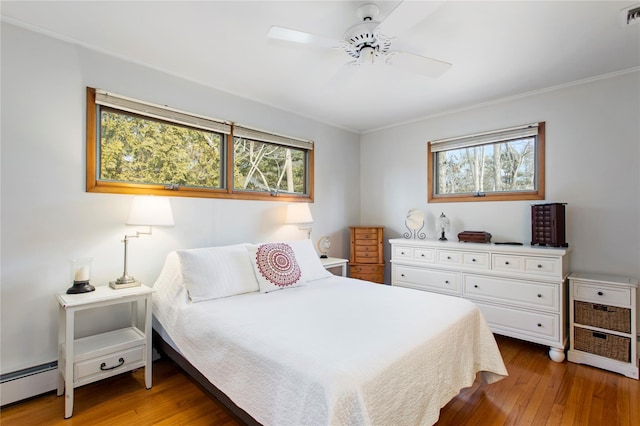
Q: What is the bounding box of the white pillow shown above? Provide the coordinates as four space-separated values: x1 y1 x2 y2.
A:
248 243 304 293
176 243 259 302
284 239 333 281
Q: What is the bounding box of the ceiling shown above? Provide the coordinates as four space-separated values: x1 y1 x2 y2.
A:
2 1 639 133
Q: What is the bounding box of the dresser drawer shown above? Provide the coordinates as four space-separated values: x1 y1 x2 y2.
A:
492 254 525 273
524 257 562 277
414 248 435 263
74 345 144 382
492 254 561 278
393 245 413 260
475 301 560 342
393 265 459 295
461 252 489 270
464 275 559 311
437 250 463 266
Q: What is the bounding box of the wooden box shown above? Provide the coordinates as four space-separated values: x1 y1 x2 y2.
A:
457 231 492 243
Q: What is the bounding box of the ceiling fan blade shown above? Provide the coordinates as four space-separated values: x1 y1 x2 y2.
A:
267 26 342 49
386 51 451 78
378 1 443 37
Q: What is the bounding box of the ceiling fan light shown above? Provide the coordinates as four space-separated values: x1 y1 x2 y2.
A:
359 46 376 64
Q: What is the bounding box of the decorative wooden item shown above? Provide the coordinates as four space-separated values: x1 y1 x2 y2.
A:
457 231 492 243
349 226 384 284
531 203 568 247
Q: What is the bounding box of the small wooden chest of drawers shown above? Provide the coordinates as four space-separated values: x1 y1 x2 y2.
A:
349 226 384 283
568 272 638 379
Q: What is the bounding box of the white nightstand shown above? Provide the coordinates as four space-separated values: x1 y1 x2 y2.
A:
56 284 154 418
320 257 348 277
568 272 638 379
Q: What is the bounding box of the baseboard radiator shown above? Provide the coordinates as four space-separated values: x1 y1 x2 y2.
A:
0 362 58 406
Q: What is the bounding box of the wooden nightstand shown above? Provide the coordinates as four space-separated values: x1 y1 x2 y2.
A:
320 257 348 277
56 284 154 418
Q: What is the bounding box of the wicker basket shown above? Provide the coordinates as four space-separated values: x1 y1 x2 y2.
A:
574 301 631 333
574 327 630 362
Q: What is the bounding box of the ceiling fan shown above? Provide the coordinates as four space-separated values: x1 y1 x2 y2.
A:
267 1 451 78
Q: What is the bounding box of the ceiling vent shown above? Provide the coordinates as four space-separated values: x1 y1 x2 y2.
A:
620 4 640 26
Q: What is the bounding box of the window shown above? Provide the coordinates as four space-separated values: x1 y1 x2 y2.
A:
427 122 545 202
86 88 313 201
233 126 311 196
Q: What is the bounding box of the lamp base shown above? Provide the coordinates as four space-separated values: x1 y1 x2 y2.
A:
66 281 95 294
109 280 142 290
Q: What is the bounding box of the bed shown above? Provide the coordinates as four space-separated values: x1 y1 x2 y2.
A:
152 240 508 425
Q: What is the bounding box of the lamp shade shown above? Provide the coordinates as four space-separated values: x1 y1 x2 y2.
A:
127 196 174 226
285 203 313 224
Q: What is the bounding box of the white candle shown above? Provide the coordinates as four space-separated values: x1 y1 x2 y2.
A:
74 266 89 282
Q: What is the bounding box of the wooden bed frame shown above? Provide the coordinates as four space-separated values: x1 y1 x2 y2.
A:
152 330 260 426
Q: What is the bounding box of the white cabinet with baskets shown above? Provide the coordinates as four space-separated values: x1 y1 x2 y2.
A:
568 272 638 379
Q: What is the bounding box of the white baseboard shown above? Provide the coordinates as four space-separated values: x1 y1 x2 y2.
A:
1 366 58 406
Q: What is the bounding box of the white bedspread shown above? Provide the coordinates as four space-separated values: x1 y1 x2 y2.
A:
153 275 507 426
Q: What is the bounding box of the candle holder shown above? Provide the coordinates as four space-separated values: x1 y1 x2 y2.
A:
67 257 95 294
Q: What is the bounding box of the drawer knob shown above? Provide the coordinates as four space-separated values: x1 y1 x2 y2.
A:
537 294 542 298
100 357 125 371
537 264 542 268
474 284 478 288
537 323 542 327
505 261 510 265
401 251 405 255
447 256 451 260
472 258 476 262
597 291 604 296
445 280 450 284
401 274 405 277
421 254 425 257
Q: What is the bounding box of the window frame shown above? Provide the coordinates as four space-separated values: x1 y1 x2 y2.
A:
86 87 314 202
427 122 545 203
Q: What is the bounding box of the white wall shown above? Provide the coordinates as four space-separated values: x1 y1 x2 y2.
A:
360 70 640 328
0 24 361 374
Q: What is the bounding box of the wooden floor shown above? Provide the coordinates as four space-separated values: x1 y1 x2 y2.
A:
2 335 638 425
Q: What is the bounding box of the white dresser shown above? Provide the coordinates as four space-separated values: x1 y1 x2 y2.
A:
390 239 571 361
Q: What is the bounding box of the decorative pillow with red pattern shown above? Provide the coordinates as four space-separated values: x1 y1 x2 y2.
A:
248 243 304 293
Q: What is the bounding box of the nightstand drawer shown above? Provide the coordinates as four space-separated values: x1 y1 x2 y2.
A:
573 282 631 306
74 345 144 382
